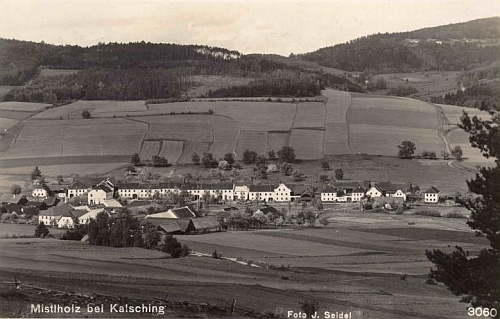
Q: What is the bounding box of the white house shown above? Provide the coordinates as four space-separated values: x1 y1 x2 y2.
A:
365 185 383 198
249 184 276 202
424 186 440 203
273 183 291 202
66 181 90 198
57 211 77 228
352 187 365 202
234 184 249 201
32 183 51 199
157 182 181 197
88 184 113 205
320 187 338 202
78 208 106 224
38 204 73 226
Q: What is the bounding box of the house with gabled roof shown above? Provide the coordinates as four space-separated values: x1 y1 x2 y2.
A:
249 184 276 202
88 184 113 205
78 208 106 224
38 204 73 226
66 180 90 198
366 182 406 201
234 183 249 201
1 194 27 205
185 217 221 234
424 186 440 203
320 187 338 202
32 183 51 199
57 210 78 228
145 206 196 219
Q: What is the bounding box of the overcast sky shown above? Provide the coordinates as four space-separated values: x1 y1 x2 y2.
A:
1 0 499 55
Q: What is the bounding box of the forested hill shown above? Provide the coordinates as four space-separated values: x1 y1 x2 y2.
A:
0 39 361 102
299 17 500 73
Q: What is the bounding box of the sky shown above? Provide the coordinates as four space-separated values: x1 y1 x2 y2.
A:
1 0 499 55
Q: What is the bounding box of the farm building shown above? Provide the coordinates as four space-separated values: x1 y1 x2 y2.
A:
88 184 114 205
78 208 107 224
234 184 249 200
184 217 221 234
38 204 73 226
289 184 314 202
32 183 51 199
366 182 407 201
1 194 27 205
66 181 90 198
103 199 123 208
57 211 78 228
249 184 276 202
424 186 440 203
143 218 184 235
145 206 196 219
320 187 338 202
254 206 279 215
183 183 235 201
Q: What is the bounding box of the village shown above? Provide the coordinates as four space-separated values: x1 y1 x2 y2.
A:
1 166 447 238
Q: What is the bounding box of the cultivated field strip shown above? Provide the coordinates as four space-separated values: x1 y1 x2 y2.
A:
1 118 147 159
147 101 215 113
323 89 351 124
0 118 19 131
323 123 351 155
265 132 289 155
0 101 51 112
448 129 494 164
215 101 296 131
139 116 213 142
0 110 35 120
38 68 80 78
33 100 147 119
439 104 491 125
208 117 240 158
236 130 268 159
178 142 210 163
158 140 184 164
139 141 161 160
289 129 324 160
292 102 327 128
349 124 445 155
348 97 439 129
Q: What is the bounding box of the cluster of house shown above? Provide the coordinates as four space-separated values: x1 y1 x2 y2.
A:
25 177 443 206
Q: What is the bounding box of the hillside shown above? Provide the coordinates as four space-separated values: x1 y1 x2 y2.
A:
299 17 500 72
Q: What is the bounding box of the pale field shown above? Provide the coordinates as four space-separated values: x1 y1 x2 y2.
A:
178 141 209 163
140 116 213 142
349 124 445 156
139 140 161 160
38 68 80 78
208 116 240 158
0 101 51 112
266 132 289 154
348 97 438 129
215 101 296 131
289 129 324 160
0 162 128 177
378 71 459 101
292 102 326 128
33 100 146 119
147 101 215 113
439 104 491 125
323 123 350 155
158 140 184 164
323 89 351 124
185 75 253 97
1 118 147 159
448 129 495 165
0 117 18 131
0 110 34 120
235 130 268 158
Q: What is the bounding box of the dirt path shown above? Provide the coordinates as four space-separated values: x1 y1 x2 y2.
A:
123 117 151 154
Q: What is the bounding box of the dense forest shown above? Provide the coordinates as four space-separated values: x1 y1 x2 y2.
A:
299 17 500 72
431 83 500 111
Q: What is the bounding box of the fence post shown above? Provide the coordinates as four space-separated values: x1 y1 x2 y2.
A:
230 298 237 314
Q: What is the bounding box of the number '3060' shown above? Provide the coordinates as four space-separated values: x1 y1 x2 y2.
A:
468 308 497 317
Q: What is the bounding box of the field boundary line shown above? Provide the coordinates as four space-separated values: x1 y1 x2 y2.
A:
123 117 150 154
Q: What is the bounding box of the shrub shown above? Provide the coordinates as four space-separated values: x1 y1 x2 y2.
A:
444 212 466 219
212 250 222 259
425 278 438 285
35 222 50 238
161 235 183 258
414 210 441 217
81 110 91 119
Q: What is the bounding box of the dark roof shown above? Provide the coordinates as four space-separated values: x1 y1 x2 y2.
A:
249 184 275 192
76 177 107 188
258 206 278 214
25 201 45 207
95 184 113 193
175 219 191 232
158 182 181 189
117 183 142 189
143 219 182 233
170 206 196 219
222 206 239 212
189 217 220 231
70 210 87 218
376 182 405 192
43 196 58 206
425 186 440 194
320 187 338 194
330 181 369 191
353 187 365 194
67 181 89 190
40 204 73 216
5 204 22 214
1 194 26 204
